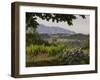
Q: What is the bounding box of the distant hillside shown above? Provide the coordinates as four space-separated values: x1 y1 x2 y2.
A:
57 33 89 40
36 24 75 35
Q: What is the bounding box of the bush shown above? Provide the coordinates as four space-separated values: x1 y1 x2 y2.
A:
60 48 89 65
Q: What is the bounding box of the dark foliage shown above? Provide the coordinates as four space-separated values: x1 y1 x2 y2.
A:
26 12 85 32
26 33 50 46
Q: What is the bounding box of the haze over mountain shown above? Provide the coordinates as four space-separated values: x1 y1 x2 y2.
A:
36 24 76 35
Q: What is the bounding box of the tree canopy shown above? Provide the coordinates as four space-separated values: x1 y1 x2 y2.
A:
26 12 86 32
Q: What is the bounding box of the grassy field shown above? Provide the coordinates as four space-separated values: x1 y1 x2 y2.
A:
26 33 89 67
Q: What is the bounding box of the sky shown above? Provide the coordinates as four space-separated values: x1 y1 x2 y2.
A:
36 15 90 35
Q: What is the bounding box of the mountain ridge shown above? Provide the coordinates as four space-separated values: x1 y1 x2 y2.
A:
36 24 76 35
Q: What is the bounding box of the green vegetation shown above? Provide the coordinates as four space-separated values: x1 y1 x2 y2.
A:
26 44 64 56
26 34 89 67
26 13 89 67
